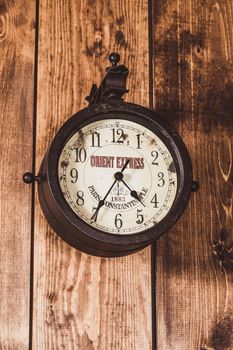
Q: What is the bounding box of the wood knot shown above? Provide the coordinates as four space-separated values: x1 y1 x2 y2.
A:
209 316 233 350
0 3 7 14
115 30 128 48
14 13 27 27
212 239 233 267
116 16 125 25
194 45 204 57
0 15 7 42
179 30 205 54
85 30 106 57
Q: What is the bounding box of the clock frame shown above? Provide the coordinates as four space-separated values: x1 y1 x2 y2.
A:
37 101 193 257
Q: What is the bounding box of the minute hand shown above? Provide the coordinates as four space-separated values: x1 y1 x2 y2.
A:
121 179 145 207
91 179 117 222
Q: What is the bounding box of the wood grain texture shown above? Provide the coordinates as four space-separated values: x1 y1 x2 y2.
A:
153 0 233 349
33 1 152 349
0 0 35 349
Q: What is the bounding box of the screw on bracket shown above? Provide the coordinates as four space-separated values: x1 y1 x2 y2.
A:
192 181 199 192
86 52 128 105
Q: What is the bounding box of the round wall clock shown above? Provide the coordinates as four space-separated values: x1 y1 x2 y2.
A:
23 53 198 257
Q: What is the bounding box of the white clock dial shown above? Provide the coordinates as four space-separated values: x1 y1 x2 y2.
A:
58 118 178 235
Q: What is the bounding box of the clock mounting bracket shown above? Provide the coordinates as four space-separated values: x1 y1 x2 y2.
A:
85 52 129 105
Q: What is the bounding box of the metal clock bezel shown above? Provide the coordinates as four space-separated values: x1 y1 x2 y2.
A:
39 101 193 253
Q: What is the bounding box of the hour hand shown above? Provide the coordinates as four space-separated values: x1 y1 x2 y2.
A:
130 190 145 207
121 179 145 207
91 178 117 222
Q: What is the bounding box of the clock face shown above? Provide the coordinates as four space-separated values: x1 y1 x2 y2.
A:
58 118 178 235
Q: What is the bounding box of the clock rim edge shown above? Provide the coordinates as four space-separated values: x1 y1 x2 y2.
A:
38 101 193 254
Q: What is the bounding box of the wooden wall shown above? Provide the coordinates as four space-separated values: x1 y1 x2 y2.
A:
0 0 232 349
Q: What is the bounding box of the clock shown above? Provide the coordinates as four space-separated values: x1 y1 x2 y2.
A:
23 53 198 257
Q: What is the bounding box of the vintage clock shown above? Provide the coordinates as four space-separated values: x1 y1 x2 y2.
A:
23 53 198 257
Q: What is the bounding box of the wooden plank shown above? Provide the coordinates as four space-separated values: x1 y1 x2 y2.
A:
153 0 233 349
33 1 152 349
0 1 35 349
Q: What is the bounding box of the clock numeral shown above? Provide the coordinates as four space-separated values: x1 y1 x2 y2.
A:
136 134 141 149
136 209 144 224
111 128 125 143
158 172 165 187
70 168 78 183
151 150 159 165
115 213 123 229
150 193 159 208
91 132 101 147
75 148 87 163
76 191 84 206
